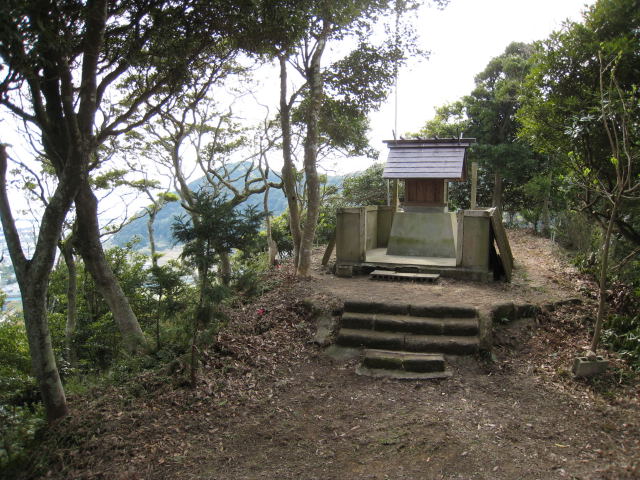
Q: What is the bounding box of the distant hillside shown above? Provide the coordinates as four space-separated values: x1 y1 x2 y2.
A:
110 168 343 250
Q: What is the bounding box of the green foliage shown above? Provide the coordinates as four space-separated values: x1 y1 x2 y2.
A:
46 242 192 371
231 252 273 299
518 0 640 246
0 314 43 474
0 403 45 474
554 211 598 254
414 42 547 214
172 189 266 263
268 213 295 258
342 163 388 207
413 101 468 139
603 315 640 370
0 315 31 380
316 194 345 245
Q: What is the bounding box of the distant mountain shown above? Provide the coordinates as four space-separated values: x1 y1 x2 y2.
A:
110 167 344 251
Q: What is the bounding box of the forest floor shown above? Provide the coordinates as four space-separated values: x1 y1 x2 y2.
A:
17 230 640 480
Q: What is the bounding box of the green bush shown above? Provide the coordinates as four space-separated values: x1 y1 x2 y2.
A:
603 315 640 370
269 213 294 258
0 314 45 475
0 403 45 474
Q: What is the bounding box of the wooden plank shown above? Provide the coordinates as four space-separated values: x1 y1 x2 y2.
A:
369 270 440 282
488 208 513 281
470 162 478 209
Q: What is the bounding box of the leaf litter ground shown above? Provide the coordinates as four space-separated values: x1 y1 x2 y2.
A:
16 230 640 480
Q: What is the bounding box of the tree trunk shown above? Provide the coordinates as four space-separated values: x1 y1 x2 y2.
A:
264 184 279 266
218 250 231 287
590 199 619 354
61 241 78 367
492 171 503 212
0 145 73 423
22 286 69 421
278 55 303 267
296 33 328 278
147 210 159 269
541 171 552 237
197 246 210 312
74 181 147 354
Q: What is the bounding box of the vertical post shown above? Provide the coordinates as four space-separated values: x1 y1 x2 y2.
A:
443 180 449 211
470 162 478 209
358 207 367 262
391 179 399 211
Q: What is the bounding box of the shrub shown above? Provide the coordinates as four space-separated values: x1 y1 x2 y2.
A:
603 315 640 370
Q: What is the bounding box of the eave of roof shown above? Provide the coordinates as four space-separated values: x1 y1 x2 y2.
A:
382 138 475 180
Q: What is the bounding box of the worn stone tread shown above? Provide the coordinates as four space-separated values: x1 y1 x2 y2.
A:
341 311 479 335
363 349 446 373
343 300 477 318
355 365 453 380
336 328 479 354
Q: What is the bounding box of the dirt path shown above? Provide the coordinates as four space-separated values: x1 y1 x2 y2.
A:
28 230 638 480
183 352 638 480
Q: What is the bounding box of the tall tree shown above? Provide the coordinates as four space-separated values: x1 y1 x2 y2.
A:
0 0 247 422
414 42 548 215
518 0 640 354
464 42 539 213
276 0 436 276
138 71 279 287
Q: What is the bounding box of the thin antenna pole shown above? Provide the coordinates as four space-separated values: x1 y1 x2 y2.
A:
390 0 402 210
393 0 401 139
394 74 398 139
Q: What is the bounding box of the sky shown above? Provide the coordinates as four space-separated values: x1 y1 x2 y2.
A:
1 0 593 228
356 0 593 172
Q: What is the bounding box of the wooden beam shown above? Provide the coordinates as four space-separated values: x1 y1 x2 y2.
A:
470 162 478 209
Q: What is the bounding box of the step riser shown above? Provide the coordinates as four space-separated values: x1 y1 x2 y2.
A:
344 301 477 318
342 315 479 336
336 332 478 355
363 356 445 373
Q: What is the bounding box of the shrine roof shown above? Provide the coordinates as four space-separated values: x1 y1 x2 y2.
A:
382 138 475 180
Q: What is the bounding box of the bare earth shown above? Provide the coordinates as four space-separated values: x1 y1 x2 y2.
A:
24 230 639 480
310 229 584 310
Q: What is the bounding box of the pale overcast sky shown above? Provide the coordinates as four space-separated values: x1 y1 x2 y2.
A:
2 0 594 224
359 0 593 170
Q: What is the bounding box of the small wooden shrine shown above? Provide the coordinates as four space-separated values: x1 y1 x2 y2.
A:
334 137 513 282
383 138 472 209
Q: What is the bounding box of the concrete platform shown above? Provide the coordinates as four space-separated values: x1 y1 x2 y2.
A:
340 248 491 282
365 248 456 267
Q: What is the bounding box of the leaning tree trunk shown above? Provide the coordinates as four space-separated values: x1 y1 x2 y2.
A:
0 145 73 423
74 181 147 354
278 55 303 267
60 241 78 367
22 284 69 421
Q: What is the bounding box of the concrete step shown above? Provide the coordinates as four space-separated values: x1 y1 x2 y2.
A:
336 328 479 355
362 349 446 373
370 270 440 282
342 311 479 336
343 300 477 319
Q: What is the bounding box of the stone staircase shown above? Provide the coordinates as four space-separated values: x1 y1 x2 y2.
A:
335 300 480 379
